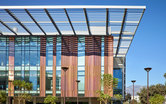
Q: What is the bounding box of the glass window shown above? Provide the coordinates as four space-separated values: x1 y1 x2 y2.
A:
25 51 30 66
0 37 6 46
0 51 6 66
46 51 53 66
113 68 123 95
0 70 7 90
101 36 104 67
78 36 85 93
46 69 53 90
78 52 85 66
56 70 61 91
56 36 61 66
24 70 30 82
14 70 22 80
78 70 85 91
30 51 38 66
29 67 37 91
15 50 22 66
46 37 53 92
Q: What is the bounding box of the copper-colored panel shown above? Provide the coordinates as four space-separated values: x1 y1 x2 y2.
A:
53 37 57 96
40 37 46 97
61 36 78 97
104 36 113 96
8 37 15 96
85 36 101 97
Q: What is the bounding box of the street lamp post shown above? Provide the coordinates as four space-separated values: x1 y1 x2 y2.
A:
144 67 152 104
62 67 69 104
131 80 136 104
76 80 80 104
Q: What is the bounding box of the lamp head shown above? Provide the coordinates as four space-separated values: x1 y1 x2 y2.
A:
62 67 68 72
76 80 80 83
131 80 136 83
144 67 152 72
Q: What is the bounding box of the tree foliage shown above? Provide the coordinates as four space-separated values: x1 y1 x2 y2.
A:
13 80 33 104
164 73 166 85
113 94 123 103
97 74 118 104
164 73 166 79
149 94 165 104
124 93 131 102
130 99 138 104
137 84 166 104
44 95 58 104
114 94 123 101
0 91 6 103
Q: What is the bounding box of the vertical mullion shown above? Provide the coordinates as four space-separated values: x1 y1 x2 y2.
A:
106 8 109 35
5 37 7 93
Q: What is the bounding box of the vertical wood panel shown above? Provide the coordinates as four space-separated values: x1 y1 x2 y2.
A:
61 36 78 97
104 36 114 96
40 37 46 97
8 37 15 96
85 36 101 97
93 37 101 97
53 37 57 96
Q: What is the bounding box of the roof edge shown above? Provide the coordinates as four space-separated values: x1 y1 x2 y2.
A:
0 5 146 9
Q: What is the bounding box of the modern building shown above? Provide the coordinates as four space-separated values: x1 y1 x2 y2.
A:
131 96 140 103
0 5 145 104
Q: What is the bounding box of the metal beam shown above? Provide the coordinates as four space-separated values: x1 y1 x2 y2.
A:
0 31 3 35
83 8 91 35
5 9 33 36
115 9 127 57
64 9 76 35
44 9 62 35
106 8 109 35
25 9 47 36
0 20 17 35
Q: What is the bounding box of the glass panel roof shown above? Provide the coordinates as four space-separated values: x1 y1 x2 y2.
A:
87 9 106 35
28 9 59 35
0 6 145 57
67 9 88 35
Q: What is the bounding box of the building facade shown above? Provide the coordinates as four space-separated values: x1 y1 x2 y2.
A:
0 6 145 104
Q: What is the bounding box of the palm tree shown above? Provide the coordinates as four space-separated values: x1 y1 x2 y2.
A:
13 80 23 104
13 80 33 104
0 91 6 104
97 74 118 104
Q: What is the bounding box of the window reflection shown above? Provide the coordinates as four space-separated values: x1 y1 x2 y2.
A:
0 36 124 95
56 37 61 94
113 68 123 95
46 37 53 92
78 36 85 94
13 37 40 92
0 37 8 90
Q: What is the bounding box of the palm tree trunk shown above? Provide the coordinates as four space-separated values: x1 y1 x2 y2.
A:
105 100 107 104
18 99 21 104
23 99 26 104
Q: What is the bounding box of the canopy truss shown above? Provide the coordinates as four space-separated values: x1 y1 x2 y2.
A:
0 5 146 57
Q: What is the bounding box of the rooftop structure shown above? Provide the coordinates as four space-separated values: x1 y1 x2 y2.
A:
0 5 145 57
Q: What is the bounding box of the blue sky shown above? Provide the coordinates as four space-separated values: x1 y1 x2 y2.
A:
1 0 166 87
